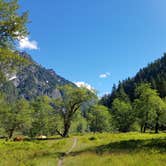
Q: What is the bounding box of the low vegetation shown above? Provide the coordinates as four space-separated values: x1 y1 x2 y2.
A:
0 133 165 166
63 132 166 166
0 136 73 166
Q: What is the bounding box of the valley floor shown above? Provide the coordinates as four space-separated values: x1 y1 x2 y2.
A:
0 132 166 166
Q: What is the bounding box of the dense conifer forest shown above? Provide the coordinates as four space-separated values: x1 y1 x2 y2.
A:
101 53 166 105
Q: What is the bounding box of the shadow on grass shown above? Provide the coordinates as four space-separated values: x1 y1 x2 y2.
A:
22 137 166 160
95 138 166 154
70 138 166 156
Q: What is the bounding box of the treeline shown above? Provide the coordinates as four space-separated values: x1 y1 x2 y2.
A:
100 83 166 133
0 84 111 139
100 53 166 133
0 83 166 140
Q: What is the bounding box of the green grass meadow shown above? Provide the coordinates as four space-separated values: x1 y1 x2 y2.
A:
0 132 165 166
65 132 166 166
0 137 73 166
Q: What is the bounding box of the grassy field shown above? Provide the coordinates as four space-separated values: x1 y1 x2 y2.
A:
0 132 165 166
0 137 73 166
64 132 166 166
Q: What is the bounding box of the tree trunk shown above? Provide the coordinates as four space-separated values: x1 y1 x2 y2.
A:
143 112 148 133
143 122 147 133
62 120 71 137
8 128 14 139
155 115 159 134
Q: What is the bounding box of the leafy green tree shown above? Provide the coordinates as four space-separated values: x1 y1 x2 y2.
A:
0 94 7 135
151 96 166 133
0 0 28 48
29 96 61 137
0 97 32 139
54 85 95 137
112 98 134 132
159 99 166 130
0 0 29 83
70 111 88 133
134 84 157 133
87 105 111 133
134 83 166 133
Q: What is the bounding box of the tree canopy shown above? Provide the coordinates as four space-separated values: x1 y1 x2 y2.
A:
0 0 28 49
54 85 96 137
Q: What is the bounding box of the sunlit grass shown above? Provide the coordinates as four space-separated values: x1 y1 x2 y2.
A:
0 137 73 166
64 152 166 166
0 132 165 166
64 132 166 166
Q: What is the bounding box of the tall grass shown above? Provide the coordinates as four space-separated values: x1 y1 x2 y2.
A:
0 137 73 166
0 133 165 166
64 132 166 166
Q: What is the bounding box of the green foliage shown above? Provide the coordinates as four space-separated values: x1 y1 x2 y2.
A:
70 111 88 133
100 53 166 133
0 0 29 85
0 95 32 138
134 83 166 133
54 85 96 137
112 99 135 132
87 105 112 132
29 96 62 137
100 53 166 108
0 0 28 48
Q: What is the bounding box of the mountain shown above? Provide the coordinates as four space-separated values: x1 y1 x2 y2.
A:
100 53 166 107
1 52 74 100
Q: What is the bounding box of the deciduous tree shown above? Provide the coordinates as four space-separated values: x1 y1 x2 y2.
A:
54 85 95 137
0 97 32 139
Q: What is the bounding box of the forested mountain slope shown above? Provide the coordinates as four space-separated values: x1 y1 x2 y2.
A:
100 53 166 107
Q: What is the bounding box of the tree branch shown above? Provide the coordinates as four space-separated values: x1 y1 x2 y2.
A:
55 129 63 137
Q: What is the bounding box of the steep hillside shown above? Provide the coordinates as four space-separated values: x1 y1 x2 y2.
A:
0 52 73 100
100 53 166 107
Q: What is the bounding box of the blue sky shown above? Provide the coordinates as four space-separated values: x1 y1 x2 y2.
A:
19 0 166 96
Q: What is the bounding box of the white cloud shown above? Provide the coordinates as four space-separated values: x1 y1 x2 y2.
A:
18 37 38 50
75 81 95 92
99 72 110 78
